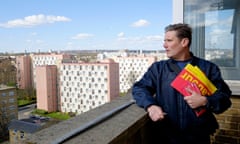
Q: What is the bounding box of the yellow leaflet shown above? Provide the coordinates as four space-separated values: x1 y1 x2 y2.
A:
184 64 217 94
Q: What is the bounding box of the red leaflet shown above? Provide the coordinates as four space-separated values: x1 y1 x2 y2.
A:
171 64 217 117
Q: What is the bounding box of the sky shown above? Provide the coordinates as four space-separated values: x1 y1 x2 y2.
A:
205 9 234 50
0 0 172 53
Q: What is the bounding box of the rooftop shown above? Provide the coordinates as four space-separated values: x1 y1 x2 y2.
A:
8 120 41 133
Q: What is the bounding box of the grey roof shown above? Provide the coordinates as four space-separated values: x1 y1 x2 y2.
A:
8 119 41 133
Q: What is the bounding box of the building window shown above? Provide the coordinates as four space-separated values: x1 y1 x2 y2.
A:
183 0 240 80
1 93 6 97
9 105 16 110
9 91 15 96
9 98 15 103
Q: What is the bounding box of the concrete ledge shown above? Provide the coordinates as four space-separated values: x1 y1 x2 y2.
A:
25 81 240 144
25 93 147 144
226 80 240 96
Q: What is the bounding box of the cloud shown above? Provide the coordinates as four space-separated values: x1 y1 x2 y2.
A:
30 32 37 36
117 34 162 42
115 34 163 50
146 35 163 41
26 39 44 44
116 34 163 48
72 33 94 40
117 32 125 37
131 19 150 27
0 14 71 28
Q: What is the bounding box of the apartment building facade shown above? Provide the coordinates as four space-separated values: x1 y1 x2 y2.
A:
16 51 159 114
59 59 119 114
113 55 157 93
0 85 17 136
16 55 32 89
30 53 73 88
36 65 58 112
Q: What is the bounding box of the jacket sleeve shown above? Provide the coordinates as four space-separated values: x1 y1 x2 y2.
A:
206 65 232 114
132 63 159 110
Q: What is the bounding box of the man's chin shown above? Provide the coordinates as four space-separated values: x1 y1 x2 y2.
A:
166 54 172 58
168 55 176 59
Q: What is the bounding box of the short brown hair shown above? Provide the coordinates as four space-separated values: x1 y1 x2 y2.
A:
165 23 192 47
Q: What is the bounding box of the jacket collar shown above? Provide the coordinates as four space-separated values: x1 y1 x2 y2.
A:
167 52 199 73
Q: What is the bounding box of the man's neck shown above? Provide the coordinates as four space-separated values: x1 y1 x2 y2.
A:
172 52 192 61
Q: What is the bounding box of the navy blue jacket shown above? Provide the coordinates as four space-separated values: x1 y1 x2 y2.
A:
132 54 232 135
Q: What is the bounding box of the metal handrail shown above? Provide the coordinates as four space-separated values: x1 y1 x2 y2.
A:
51 99 135 144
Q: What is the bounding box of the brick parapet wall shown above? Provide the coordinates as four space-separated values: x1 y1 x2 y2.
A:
212 96 240 144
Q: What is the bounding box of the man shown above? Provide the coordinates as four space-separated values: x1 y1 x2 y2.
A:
132 23 232 144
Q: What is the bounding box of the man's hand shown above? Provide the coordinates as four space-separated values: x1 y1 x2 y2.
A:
147 105 166 122
184 87 208 109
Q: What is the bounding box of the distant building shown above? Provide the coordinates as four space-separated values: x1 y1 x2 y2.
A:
16 55 32 89
97 50 129 60
59 59 119 114
30 53 73 88
15 53 73 89
0 85 17 136
0 57 16 86
113 55 157 93
16 51 160 114
153 51 168 61
8 120 41 144
97 50 166 93
36 65 58 112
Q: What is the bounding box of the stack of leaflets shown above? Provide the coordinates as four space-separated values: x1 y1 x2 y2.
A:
171 63 217 117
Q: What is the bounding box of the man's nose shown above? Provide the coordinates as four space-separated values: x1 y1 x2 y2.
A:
163 42 167 48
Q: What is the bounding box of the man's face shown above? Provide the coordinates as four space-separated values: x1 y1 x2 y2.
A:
163 31 188 60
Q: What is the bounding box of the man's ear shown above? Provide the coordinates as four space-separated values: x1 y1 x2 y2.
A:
181 38 189 47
